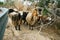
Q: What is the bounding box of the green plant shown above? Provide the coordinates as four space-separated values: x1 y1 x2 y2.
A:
43 8 48 15
38 0 44 7
30 0 34 2
57 0 60 8
0 2 3 5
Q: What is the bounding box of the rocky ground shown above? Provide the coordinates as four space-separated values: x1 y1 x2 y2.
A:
3 23 60 40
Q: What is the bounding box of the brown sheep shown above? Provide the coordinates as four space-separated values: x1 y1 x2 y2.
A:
26 8 38 30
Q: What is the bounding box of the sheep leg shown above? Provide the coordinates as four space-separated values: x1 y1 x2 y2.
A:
29 25 33 30
29 25 31 30
15 26 17 30
31 25 33 30
23 20 27 25
18 25 20 30
31 27 33 30
28 24 31 30
24 20 26 24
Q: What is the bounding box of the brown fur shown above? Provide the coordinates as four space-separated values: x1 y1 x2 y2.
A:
26 8 38 30
8 12 22 30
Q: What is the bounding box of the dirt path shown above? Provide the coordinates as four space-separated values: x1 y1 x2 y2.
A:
3 25 60 40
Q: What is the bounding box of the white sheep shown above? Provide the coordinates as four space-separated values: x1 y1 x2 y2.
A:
8 11 21 30
6 16 14 28
26 8 38 30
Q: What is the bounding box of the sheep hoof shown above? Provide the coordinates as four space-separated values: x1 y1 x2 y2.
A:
15 26 17 30
18 28 21 31
29 27 33 30
29 27 31 30
31 28 33 30
15 26 21 31
18 25 21 31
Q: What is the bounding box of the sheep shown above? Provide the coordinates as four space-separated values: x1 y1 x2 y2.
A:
36 8 43 24
8 8 29 30
6 16 14 28
11 12 21 30
19 11 29 24
8 9 21 30
26 8 38 30
36 7 52 24
38 14 52 24
41 15 50 24
6 9 16 28
6 8 18 28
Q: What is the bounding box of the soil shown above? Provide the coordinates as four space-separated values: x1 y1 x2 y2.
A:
3 24 60 40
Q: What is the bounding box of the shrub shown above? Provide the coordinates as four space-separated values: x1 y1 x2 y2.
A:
57 1 60 8
0 2 3 5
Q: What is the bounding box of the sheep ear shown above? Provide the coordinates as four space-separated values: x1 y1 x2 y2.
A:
8 9 15 14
